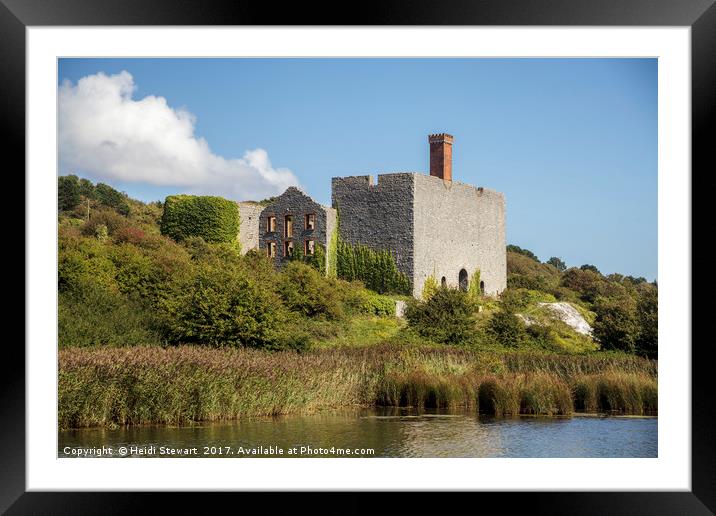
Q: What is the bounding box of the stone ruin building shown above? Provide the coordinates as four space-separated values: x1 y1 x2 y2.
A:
240 133 506 298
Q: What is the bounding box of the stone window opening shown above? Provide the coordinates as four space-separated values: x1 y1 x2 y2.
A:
284 240 294 257
266 215 276 233
480 281 485 295
305 239 315 256
285 215 293 238
267 241 277 258
441 277 447 287
459 269 468 292
305 213 315 231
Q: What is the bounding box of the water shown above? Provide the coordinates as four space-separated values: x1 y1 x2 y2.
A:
59 407 657 458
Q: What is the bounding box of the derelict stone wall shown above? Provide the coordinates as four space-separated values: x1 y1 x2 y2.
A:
412 174 506 298
237 201 264 255
331 173 415 283
258 187 330 268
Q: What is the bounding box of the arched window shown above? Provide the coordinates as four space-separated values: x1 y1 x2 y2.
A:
480 281 485 295
459 269 468 291
441 277 447 287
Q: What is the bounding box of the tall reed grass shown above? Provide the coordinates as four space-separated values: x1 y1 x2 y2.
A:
58 345 657 428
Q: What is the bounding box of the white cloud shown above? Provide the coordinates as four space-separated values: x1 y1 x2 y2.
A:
58 70 300 200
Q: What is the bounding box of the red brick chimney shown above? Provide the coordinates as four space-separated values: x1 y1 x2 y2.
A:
428 133 454 181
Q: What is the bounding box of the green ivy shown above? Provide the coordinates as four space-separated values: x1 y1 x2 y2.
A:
326 224 338 278
336 239 410 295
160 195 240 244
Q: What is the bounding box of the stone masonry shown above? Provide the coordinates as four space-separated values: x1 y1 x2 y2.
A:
331 134 506 298
413 174 506 297
258 187 337 272
237 201 264 254
247 133 506 299
331 173 415 282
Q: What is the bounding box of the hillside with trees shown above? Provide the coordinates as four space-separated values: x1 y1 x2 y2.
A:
57 175 658 426
57 175 656 359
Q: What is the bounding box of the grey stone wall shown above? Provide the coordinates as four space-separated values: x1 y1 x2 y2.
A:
331 174 415 282
412 174 506 298
237 201 263 255
258 187 332 268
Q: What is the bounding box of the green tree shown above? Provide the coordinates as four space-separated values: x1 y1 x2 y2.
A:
592 295 640 353
506 244 539 262
635 286 658 358
95 183 130 215
58 175 81 211
580 264 601 275
547 257 567 272
78 178 96 199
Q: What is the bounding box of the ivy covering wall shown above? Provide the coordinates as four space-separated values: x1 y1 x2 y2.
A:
160 195 240 244
326 225 338 278
336 240 411 295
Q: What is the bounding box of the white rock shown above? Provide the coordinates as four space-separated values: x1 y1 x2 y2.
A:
537 302 593 335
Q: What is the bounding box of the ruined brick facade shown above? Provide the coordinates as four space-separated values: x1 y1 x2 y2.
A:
257 187 336 271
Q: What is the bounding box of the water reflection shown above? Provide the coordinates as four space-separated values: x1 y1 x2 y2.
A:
59 407 657 458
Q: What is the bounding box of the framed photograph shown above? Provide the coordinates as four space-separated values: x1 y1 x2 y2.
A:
8 0 713 511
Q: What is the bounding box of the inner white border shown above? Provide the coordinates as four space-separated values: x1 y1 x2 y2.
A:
27 27 690 491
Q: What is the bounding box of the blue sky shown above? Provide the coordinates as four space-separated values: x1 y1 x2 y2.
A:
58 58 657 280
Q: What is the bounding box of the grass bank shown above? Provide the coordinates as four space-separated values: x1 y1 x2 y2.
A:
59 345 657 429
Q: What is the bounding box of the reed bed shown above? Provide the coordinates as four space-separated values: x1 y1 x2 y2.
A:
58 345 657 428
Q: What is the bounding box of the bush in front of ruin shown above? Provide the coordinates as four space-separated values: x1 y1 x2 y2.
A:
405 287 478 345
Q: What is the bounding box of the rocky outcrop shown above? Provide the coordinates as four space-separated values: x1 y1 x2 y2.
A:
537 302 593 335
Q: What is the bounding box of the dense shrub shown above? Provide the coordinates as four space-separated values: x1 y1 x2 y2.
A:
81 208 129 237
405 287 477 344
59 281 162 347
160 194 240 244
421 275 439 301
486 309 529 347
114 226 146 245
501 288 556 312
304 242 327 275
58 235 118 293
592 295 640 353
278 262 344 320
342 287 396 316
158 262 296 349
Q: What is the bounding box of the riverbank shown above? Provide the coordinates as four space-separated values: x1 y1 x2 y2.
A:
59 345 657 429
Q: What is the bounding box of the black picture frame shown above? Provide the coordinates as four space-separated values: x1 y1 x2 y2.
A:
5 0 712 512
